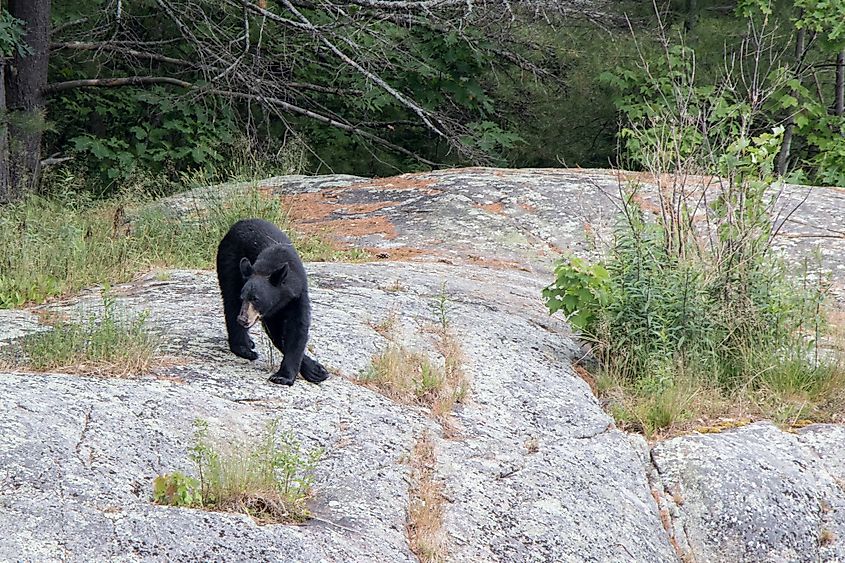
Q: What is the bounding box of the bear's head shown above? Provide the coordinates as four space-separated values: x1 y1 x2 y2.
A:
237 257 296 327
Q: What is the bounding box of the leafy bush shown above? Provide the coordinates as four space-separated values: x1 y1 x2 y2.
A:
603 2 845 186
542 256 611 332
154 419 322 524
49 86 240 188
0 9 30 57
600 43 751 174
544 128 842 435
13 288 158 375
153 471 201 508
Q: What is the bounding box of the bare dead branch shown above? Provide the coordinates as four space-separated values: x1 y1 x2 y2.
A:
51 41 190 67
44 76 193 94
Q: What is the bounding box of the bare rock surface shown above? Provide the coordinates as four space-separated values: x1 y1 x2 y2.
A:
652 422 845 563
249 168 845 277
2 168 845 562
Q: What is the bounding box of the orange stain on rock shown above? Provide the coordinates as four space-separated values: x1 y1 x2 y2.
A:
614 170 717 191
367 247 434 261
359 175 440 193
341 201 399 215
630 193 663 215
466 254 531 272
280 192 338 221
477 202 505 214
297 216 398 240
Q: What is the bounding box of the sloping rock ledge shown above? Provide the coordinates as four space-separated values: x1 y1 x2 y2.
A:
1 168 844 562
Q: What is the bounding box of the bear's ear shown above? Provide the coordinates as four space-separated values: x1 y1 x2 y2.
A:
269 263 289 286
239 257 254 279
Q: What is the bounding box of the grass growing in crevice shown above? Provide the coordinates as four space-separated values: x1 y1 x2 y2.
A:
407 432 447 563
0 184 369 308
6 289 159 376
358 291 469 434
153 419 322 524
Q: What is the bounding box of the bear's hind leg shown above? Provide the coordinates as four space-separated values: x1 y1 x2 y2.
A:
300 355 330 383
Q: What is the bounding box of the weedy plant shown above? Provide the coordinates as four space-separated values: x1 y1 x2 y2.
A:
153 419 322 524
14 288 158 376
545 94 845 436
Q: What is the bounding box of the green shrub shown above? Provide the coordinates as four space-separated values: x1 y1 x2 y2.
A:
153 472 201 508
544 128 842 435
154 419 322 524
603 4 845 187
542 256 611 332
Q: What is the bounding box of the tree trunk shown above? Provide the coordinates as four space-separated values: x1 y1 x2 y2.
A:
836 49 844 117
777 24 806 176
5 0 51 200
0 64 10 203
684 0 699 33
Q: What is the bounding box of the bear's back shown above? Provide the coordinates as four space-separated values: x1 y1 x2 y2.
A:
227 218 292 249
217 218 298 272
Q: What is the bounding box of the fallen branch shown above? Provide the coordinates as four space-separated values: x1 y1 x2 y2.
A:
44 76 192 94
40 155 73 167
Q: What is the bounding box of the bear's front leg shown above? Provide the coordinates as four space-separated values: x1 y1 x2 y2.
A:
225 301 258 360
266 313 308 386
268 368 297 386
229 334 258 361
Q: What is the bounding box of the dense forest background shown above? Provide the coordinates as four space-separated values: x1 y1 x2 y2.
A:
0 0 843 200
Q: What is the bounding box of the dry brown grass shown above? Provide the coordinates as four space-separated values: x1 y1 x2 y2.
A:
407 432 447 562
431 328 470 429
594 325 845 441
820 528 836 546
369 311 398 338
359 317 469 433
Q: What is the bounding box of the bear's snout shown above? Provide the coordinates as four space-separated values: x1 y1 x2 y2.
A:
238 302 261 328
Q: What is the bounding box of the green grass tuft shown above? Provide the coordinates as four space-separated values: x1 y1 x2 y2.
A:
0 186 368 308
153 419 322 524
11 289 158 376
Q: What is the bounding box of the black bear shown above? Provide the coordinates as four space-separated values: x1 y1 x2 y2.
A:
216 218 329 385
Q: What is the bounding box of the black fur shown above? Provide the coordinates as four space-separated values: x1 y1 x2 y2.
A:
216 218 329 385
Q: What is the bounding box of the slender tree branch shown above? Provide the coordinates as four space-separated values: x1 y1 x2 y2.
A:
278 0 451 140
44 76 193 94
51 41 190 67
51 18 89 36
217 89 441 166
231 0 313 30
